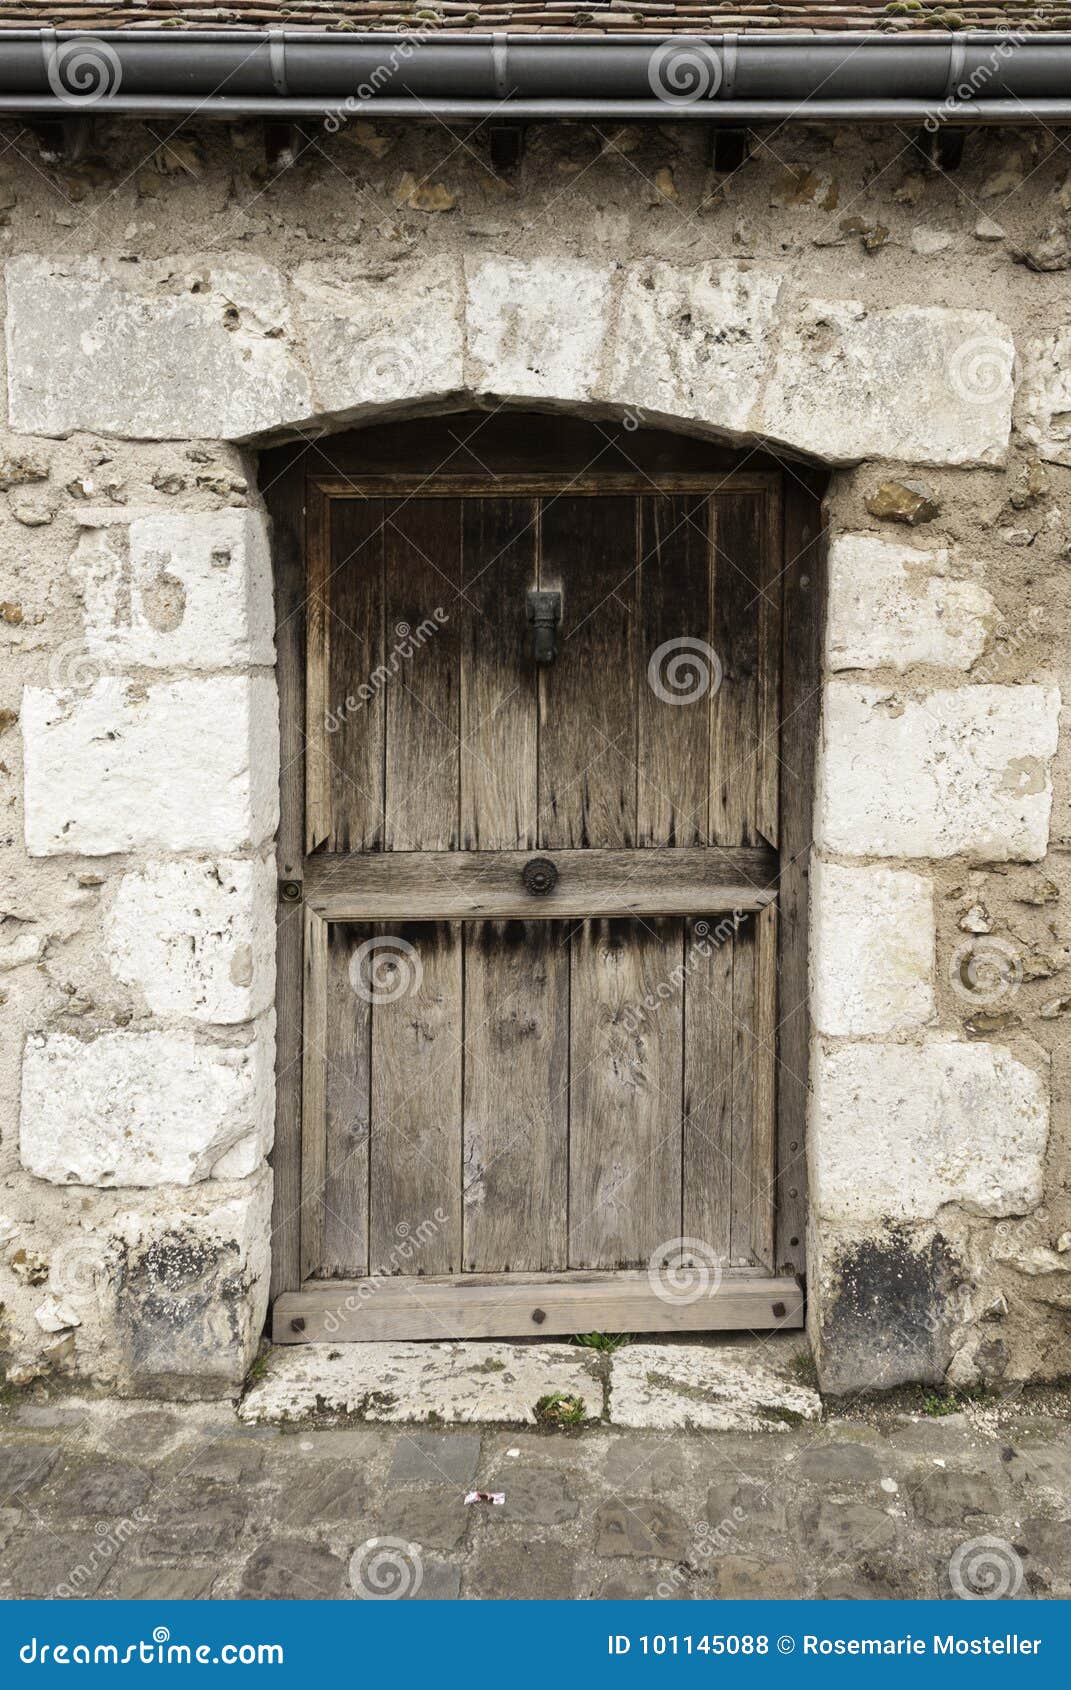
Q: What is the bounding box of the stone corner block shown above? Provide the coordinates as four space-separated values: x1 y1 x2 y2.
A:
71 508 274 670
465 254 614 404
1017 326 1071 468
816 682 1060 861
106 857 276 1026
759 299 1014 467
104 1168 273 1399
292 253 463 420
20 1016 274 1189
608 261 782 435
810 859 934 1036
5 254 312 441
810 1037 1048 1225
826 533 995 673
23 675 279 856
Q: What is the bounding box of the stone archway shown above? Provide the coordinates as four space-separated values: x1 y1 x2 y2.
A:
9 251 1057 1398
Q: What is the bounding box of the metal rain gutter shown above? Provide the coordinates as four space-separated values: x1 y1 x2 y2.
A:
0 28 1069 125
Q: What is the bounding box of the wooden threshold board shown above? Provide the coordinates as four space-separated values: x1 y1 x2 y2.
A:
272 1271 804 1343
303 846 778 922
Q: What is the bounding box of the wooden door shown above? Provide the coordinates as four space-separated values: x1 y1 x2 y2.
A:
265 416 822 1343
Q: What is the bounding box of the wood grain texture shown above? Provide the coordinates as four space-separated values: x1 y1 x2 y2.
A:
637 494 713 848
320 923 372 1279
460 497 538 850
462 920 569 1272
300 906 329 1283
369 922 463 1274
539 496 637 850
383 500 463 851
710 494 765 846
304 846 778 921
682 913 737 1266
304 487 331 855
568 918 683 1269
729 912 758 1268
749 901 779 1272
273 1271 804 1343
327 498 385 852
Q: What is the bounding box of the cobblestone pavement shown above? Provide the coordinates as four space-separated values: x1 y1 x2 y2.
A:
0 1393 1068 1601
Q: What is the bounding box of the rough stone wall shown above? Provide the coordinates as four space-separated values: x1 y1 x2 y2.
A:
0 116 1069 1398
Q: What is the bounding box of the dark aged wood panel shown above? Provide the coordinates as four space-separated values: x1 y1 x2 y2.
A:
369 922 463 1274
304 846 779 921
383 500 463 852
462 921 569 1273
460 497 539 851
710 494 776 847
637 494 712 848
568 918 683 1270
538 495 637 850
304 487 331 855
326 499 385 853
299 906 329 1284
681 912 737 1266
320 923 372 1279
273 1271 805 1344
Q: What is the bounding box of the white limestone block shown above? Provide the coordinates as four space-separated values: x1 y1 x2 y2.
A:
816 683 1060 861
810 860 935 1036
760 299 1015 467
609 1344 820 1431
465 256 613 402
1017 326 1071 467
71 509 274 670
5 256 311 440
810 1038 1048 1223
23 675 279 856
20 1018 275 1187
610 261 782 433
107 858 275 1025
826 534 995 672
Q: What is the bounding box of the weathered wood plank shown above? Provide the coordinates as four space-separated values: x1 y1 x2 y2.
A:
682 912 737 1266
637 494 712 848
750 901 779 1273
299 906 329 1283
304 846 777 921
326 498 385 853
304 487 331 854
320 923 372 1279
710 494 765 846
756 485 783 849
274 1270 804 1342
568 918 683 1270
462 921 569 1272
729 912 759 1269
460 497 538 850
369 922 462 1274
383 500 463 851
538 496 637 850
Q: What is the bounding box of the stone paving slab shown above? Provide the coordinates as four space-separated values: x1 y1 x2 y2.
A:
1 1391 1069 1601
239 1342 603 1426
610 1344 821 1430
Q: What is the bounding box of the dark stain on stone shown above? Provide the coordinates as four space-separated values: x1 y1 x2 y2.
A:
819 1228 965 1396
114 1230 250 1398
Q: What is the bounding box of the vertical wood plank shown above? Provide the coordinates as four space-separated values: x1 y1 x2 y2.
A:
710 494 765 846
749 901 778 1272
637 494 713 848
539 496 637 850
682 912 735 1266
263 447 306 1298
460 498 538 850
304 487 331 855
320 923 372 1279
300 906 328 1283
383 500 463 851
775 469 826 1278
728 911 756 1268
569 918 682 1269
462 920 569 1271
756 486 784 849
370 923 463 1274
327 499 385 852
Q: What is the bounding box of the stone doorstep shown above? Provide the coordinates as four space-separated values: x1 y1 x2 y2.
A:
238 1339 821 1432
